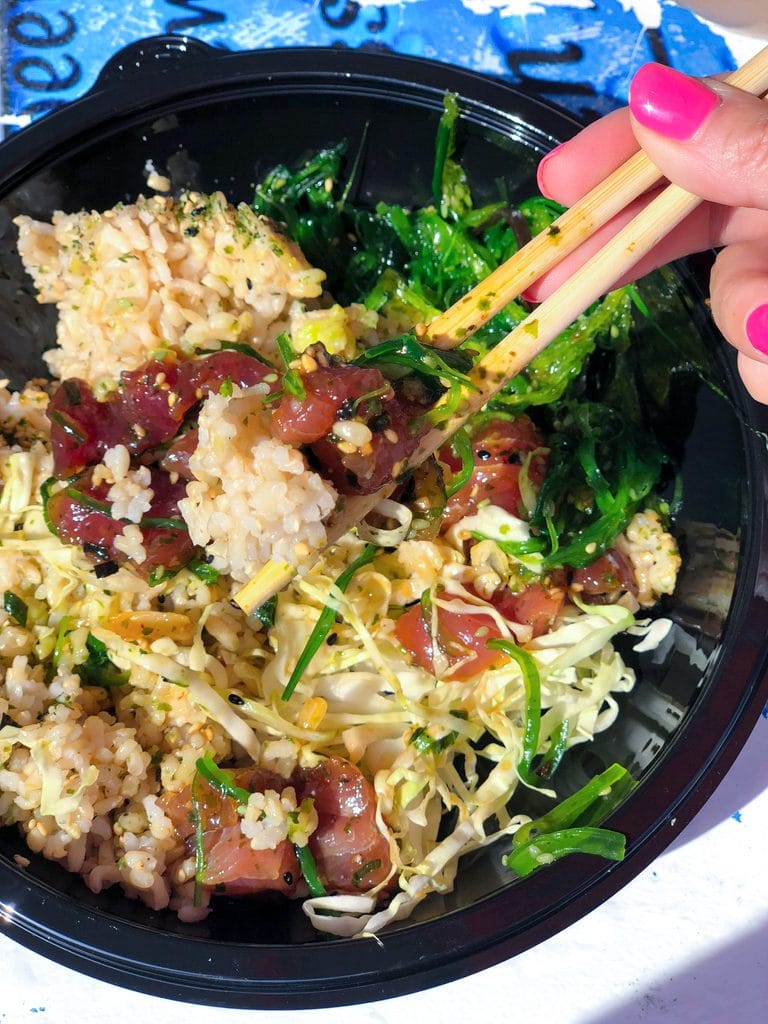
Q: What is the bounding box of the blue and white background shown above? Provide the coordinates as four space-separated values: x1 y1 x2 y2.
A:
1 2 767 1022
0 0 757 130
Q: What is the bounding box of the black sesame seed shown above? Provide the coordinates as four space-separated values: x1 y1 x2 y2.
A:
94 560 119 579
336 399 354 420
476 449 491 461
369 413 390 433
183 226 199 237
283 871 294 886
228 693 245 706
84 541 111 561
326 632 338 646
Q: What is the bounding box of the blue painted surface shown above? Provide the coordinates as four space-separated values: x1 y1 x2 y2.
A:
1 0 740 125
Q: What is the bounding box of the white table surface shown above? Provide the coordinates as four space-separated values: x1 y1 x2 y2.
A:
4 704 767 1024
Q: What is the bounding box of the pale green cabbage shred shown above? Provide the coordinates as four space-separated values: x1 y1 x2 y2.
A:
0 427 643 937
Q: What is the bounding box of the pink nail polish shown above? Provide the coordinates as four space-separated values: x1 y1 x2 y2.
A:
629 63 720 142
745 304 768 356
536 142 565 197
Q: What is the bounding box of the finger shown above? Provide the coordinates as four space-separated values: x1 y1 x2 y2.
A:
736 352 768 404
710 240 768 368
537 108 639 204
628 64 768 211
712 241 768 403
523 198 768 302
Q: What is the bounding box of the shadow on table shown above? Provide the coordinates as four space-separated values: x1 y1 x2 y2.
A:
580 915 768 1024
665 715 768 852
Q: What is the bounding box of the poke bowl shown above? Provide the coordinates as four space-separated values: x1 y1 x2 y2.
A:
0 38 767 1009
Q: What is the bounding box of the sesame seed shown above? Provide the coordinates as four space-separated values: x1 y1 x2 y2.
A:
384 429 398 444
333 419 373 448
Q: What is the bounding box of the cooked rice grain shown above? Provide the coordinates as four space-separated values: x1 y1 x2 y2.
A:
179 386 337 583
14 191 325 387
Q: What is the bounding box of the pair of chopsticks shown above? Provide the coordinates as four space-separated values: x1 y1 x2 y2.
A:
235 46 768 615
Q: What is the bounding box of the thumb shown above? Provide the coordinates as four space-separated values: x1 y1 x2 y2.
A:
628 64 768 211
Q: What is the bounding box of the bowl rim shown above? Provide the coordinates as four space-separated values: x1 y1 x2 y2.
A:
1 38 768 1010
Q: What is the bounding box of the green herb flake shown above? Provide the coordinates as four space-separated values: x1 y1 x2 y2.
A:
3 590 28 627
295 842 326 897
76 633 129 689
186 558 220 584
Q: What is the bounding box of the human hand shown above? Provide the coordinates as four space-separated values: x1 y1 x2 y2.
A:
527 63 768 403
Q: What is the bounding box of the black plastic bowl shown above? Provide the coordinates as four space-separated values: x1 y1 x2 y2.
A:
1 38 767 1010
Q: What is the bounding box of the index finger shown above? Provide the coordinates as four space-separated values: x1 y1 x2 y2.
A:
537 108 641 204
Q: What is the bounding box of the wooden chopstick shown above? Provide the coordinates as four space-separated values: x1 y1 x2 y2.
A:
234 45 768 614
424 45 768 349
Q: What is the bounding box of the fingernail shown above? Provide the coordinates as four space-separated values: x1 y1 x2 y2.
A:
629 63 720 142
536 142 565 197
745 304 768 356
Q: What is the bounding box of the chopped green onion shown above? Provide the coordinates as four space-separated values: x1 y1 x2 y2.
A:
486 638 541 784
40 477 58 535
64 486 111 516
262 387 285 406
296 842 327 897
148 566 178 587
351 385 390 413
60 483 188 533
537 719 569 780
138 515 187 531
62 486 188 531
410 725 458 755
275 332 306 400
351 858 383 888
191 773 206 907
281 543 377 701
195 756 250 810
544 513 559 556
52 615 72 667
76 633 129 688
3 590 28 627
186 558 220 584
49 409 86 442
218 376 234 397
503 826 626 878
442 426 474 498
